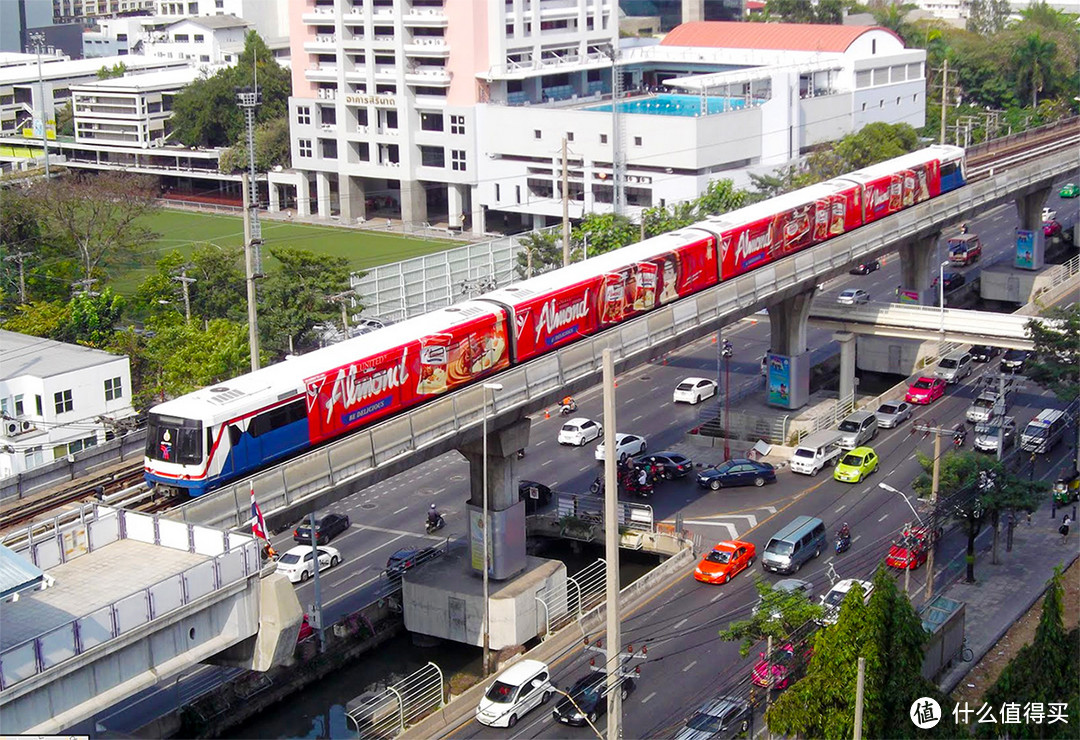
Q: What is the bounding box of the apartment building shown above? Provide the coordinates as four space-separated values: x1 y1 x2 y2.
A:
0 330 135 480
141 15 248 64
54 0 155 24
71 65 205 145
153 0 290 42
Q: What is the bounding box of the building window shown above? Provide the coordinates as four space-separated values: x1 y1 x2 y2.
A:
515 185 521 203
215 0 223 6
420 112 444 131
420 145 445 167
0 398 7 416
297 106 311 125
54 389 73 415
66 435 98 456
600 133 607 144
450 115 465 134
495 183 500 201
534 129 541 139
194 34 204 42
105 377 123 401
567 132 574 142
188 1 197 12
634 136 642 146
174 33 189 42
451 149 466 171
321 139 338 159
35 395 42 415
199 54 210 62
13 394 24 416
298 139 313 158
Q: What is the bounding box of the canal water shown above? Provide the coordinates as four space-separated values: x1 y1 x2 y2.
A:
232 542 658 739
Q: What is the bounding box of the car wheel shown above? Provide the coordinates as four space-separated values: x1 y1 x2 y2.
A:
588 711 598 725
710 479 721 491
665 470 674 480
330 556 340 567
507 714 518 728
792 560 801 573
300 570 310 582
811 467 819 477
542 690 552 704
754 476 765 487
814 546 822 558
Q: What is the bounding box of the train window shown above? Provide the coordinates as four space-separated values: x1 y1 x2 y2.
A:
229 424 242 446
249 400 306 438
940 161 957 178
146 414 203 464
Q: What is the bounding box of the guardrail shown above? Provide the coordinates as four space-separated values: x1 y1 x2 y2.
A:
346 662 445 740
0 506 259 691
535 558 607 639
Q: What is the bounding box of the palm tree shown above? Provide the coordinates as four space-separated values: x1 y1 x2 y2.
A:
1012 32 1058 107
868 0 919 43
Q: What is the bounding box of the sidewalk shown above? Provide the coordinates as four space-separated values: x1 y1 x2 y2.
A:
933 498 1079 694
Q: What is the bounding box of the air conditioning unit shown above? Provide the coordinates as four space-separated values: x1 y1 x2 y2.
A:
20 420 34 433
5 421 18 437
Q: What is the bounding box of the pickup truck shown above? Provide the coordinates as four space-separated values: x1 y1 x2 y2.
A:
948 233 982 266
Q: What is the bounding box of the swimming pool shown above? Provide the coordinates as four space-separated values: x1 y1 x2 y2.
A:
587 93 757 117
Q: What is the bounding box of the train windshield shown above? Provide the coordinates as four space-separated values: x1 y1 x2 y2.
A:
146 413 203 464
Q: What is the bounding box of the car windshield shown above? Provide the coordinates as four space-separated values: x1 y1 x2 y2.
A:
766 539 794 556
841 454 864 467
706 550 732 564
974 398 994 409
561 424 579 433
485 681 516 703
838 420 859 432
279 553 301 565
715 462 734 472
878 404 899 415
975 423 999 435
913 379 932 389
1004 350 1026 361
793 448 814 458
823 589 848 607
686 711 725 733
1025 425 1048 439
676 382 694 390
840 290 855 297
939 359 958 369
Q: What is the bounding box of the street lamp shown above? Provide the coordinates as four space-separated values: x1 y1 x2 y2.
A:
721 338 733 461
879 482 926 594
938 259 949 332
878 482 924 524
481 381 503 677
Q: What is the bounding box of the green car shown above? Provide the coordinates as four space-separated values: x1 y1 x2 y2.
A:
834 446 879 483
1060 182 1079 199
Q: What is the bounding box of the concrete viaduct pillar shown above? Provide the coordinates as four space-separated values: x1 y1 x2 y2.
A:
896 233 940 305
765 288 816 409
835 331 856 403
1015 186 1051 232
457 418 531 580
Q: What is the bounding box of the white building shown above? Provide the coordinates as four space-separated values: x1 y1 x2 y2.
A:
54 0 155 23
0 330 136 480
71 65 209 146
141 15 249 65
153 0 289 41
0 53 189 137
83 29 127 57
284 8 925 234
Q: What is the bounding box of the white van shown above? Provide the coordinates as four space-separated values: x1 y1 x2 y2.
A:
476 659 553 728
789 431 845 476
1020 409 1067 454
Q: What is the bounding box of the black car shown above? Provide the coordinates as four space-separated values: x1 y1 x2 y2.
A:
942 271 966 291
641 452 694 479
970 345 999 363
384 545 442 578
1000 349 1029 373
696 459 777 490
848 259 880 275
293 513 351 545
552 673 635 726
674 695 753 740
519 479 553 514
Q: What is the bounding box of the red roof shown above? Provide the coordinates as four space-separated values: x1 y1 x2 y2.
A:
661 21 900 53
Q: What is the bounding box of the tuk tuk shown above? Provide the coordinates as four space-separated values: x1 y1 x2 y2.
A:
948 233 982 266
1053 470 1079 506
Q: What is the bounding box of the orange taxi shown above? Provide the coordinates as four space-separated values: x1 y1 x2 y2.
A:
694 540 756 584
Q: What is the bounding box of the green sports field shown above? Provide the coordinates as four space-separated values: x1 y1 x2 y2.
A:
112 209 461 295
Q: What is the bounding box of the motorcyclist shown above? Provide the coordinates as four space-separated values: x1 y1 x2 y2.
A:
637 468 648 489
427 504 442 526
953 423 967 446
960 222 969 234
837 523 851 540
561 395 576 411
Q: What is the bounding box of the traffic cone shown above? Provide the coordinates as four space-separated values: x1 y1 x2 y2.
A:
545 408 550 419
712 336 717 344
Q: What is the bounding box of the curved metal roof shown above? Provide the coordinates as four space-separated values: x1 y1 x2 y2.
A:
660 21 902 53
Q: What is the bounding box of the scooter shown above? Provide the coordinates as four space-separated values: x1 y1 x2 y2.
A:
835 528 851 554
425 514 445 534
560 399 578 415
517 448 526 459
953 429 966 449
627 477 654 498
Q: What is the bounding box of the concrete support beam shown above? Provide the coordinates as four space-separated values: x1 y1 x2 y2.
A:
448 184 466 228
682 0 703 22
896 233 940 305
315 172 332 218
400 179 427 228
1015 187 1051 232
766 289 816 356
267 182 280 213
470 188 486 235
458 419 531 512
532 213 546 231
339 175 366 223
297 178 311 218
835 331 856 403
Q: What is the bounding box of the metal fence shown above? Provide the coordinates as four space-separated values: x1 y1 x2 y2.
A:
353 227 558 322
535 558 607 639
345 662 445 740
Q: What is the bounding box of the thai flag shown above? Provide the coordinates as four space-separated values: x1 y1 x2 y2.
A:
249 484 268 541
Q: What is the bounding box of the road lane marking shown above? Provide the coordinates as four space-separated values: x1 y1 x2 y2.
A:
542 459 553 466
353 523 445 540
834 505 846 513
710 592 723 603
683 660 698 672
356 534 404 560
685 521 739 540
673 618 688 630
878 514 889 522
393 506 408 514
641 692 656 704
580 465 592 472
853 535 862 542
329 565 368 588
633 414 644 421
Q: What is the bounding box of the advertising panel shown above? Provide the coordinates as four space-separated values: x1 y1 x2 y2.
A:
1014 229 1043 270
510 279 601 362
861 174 901 223
648 235 719 305
303 312 510 444
766 354 792 406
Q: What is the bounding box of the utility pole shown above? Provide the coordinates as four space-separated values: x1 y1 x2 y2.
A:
3 251 30 303
330 290 354 334
939 58 948 146
722 338 733 461
853 656 866 740
28 32 50 179
238 72 263 372
601 348 621 740
172 268 195 323
562 137 570 267
242 171 261 371
912 419 963 600
71 277 98 297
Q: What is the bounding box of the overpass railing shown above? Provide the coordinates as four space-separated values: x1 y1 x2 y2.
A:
170 148 1078 533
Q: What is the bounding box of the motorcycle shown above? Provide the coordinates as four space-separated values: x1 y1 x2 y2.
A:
626 476 654 498
835 529 851 554
953 430 966 449
425 514 445 534
560 399 578 416
516 448 526 459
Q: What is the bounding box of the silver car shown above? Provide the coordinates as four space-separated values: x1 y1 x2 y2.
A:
974 417 1016 453
675 696 753 740
966 392 1000 424
874 400 912 429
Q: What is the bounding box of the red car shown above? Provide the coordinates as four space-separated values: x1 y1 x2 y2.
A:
905 376 946 405
1043 219 1062 237
886 527 931 570
751 643 812 689
694 540 756 584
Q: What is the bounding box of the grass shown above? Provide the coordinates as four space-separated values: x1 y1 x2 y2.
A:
110 209 462 296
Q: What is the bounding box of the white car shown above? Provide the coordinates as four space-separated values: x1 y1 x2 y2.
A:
476 659 552 728
595 432 647 461
558 418 602 446
818 578 874 624
275 545 342 583
837 288 870 305
673 377 718 404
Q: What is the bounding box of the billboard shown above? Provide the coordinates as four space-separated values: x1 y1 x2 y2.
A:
1014 229 1043 270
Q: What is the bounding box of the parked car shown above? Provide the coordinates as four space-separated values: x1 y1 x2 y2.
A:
696 459 777 490
969 345 999 363
674 377 718 404
819 578 874 624
885 527 932 570
836 288 870 305
833 446 879 483
552 672 635 727
751 642 812 690
674 696 753 740
519 479 552 514
1043 219 1063 238
476 660 552 728
293 513 351 545
752 578 814 620
905 376 946 405
275 545 341 583
558 418 603 446
595 432 647 461
942 271 966 291
1000 349 1029 373
849 259 881 275
874 400 912 429
1060 182 1079 198
694 540 756 584
934 351 973 384
641 452 694 479
384 545 442 578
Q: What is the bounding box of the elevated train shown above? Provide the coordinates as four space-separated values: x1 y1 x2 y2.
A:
145 145 967 496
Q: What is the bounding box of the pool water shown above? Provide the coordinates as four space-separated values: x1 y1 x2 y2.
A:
588 93 756 116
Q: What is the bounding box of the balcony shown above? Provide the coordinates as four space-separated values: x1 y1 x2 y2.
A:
404 37 448 56
316 87 338 100
402 7 447 26
304 34 338 52
405 67 450 85
306 64 339 81
301 5 336 22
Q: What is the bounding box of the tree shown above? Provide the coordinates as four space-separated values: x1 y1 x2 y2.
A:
1 300 68 338
718 578 824 656
56 101 74 137
217 117 292 173
967 0 1011 34
97 62 126 79
514 230 561 278
259 248 350 356
134 243 246 323
866 0 920 42
570 212 638 259
31 172 160 285
1025 304 1079 402
57 288 124 349
766 0 847 24
974 567 1080 737
1012 32 1057 108
170 32 292 149
695 178 747 218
